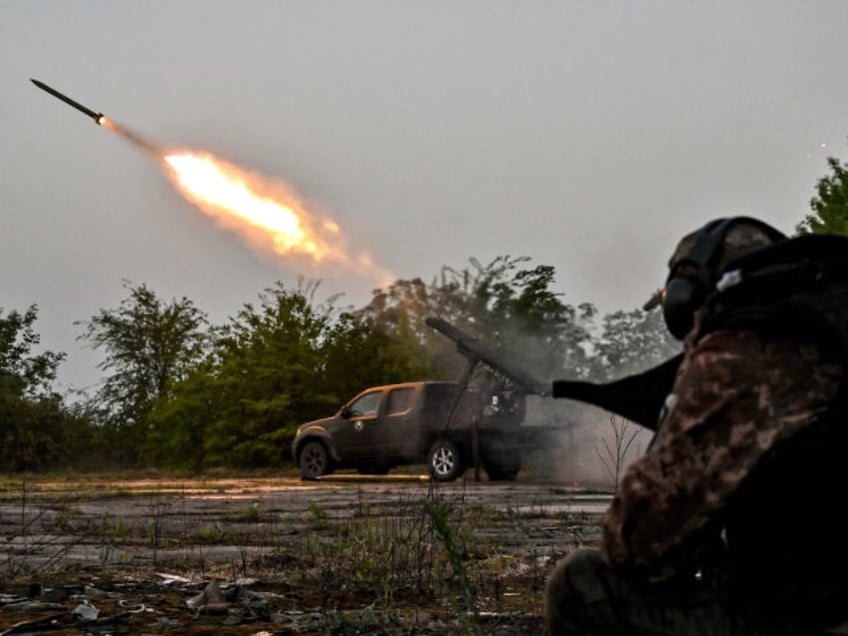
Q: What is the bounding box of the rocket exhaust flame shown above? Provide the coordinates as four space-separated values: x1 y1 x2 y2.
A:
31 78 393 284
164 151 344 264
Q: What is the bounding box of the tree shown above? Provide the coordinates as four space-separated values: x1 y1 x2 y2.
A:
796 156 848 236
469 258 597 381
0 305 79 471
357 277 464 379
0 305 64 398
321 310 437 400
148 280 344 469
359 256 597 382
77 281 208 462
203 281 335 467
590 308 680 381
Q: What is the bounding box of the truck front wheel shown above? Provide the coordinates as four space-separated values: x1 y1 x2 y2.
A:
299 440 332 480
427 439 464 482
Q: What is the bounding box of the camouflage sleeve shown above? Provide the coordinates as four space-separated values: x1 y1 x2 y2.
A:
601 329 842 575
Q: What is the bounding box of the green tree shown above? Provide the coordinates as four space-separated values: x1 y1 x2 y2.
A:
77 281 208 462
796 156 848 235
465 257 596 381
321 310 437 400
142 357 219 471
0 305 64 397
359 256 596 382
432 256 595 382
149 280 340 469
358 277 462 378
204 281 333 467
0 305 78 471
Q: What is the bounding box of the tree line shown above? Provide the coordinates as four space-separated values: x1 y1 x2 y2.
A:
2 156 846 473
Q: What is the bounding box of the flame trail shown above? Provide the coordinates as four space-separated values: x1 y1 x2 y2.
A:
30 79 392 286
101 118 393 284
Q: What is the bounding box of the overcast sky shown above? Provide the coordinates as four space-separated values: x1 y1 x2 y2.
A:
3 1 848 394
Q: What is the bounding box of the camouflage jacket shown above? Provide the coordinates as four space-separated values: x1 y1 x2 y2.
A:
601 326 843 582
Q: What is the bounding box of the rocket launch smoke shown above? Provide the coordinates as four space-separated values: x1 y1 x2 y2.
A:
100 118 162 156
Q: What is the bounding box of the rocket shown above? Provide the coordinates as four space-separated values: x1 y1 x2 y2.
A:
31 78 161 154
31 79 105 125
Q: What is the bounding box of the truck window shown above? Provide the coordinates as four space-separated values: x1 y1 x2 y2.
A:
386 387 414 415
349 391 381 417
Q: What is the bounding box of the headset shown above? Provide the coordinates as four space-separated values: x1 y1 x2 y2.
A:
662 216 787 339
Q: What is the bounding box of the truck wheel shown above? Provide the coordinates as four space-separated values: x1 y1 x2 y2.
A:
299 441 331 480
483 449 521 481
428 439 464 482
483 462 520 481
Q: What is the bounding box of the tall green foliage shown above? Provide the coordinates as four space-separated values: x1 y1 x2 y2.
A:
358 277 461 377
0 305 79 470
796 156 848 236
147 281 334 469
203 281 335 467
77 281 208 462
0 305 64 398
321 310 438 397
359 256 596 382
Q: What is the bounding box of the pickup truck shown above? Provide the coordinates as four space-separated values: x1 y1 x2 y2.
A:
292 317 555 481
291 379 527 481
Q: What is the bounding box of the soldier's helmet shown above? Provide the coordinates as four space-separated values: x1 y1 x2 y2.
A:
660 216 787 339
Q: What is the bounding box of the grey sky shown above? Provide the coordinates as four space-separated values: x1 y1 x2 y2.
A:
2 1 847 393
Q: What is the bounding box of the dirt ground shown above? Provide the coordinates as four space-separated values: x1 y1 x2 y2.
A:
0 469 609 635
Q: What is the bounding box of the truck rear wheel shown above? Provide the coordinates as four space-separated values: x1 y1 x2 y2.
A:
483 448 521 481
483 460 520 481
427 439 464 482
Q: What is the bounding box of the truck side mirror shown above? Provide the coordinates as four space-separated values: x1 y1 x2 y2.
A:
341 405 352 419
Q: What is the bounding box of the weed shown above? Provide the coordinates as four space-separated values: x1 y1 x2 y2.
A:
196 523 227 543
236 502 261 522
307 498 328 526
423 498 482 636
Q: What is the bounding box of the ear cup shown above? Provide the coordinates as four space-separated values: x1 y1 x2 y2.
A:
663 277 704 339
661 218 731 339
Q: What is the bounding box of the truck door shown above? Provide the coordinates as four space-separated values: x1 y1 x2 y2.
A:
346 386 419 461
376 386 419 460
333 388 383 460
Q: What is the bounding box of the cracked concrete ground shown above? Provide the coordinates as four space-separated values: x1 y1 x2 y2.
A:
0 472 609 634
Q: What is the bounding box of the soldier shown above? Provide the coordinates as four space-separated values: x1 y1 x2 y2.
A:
546 216 848 635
